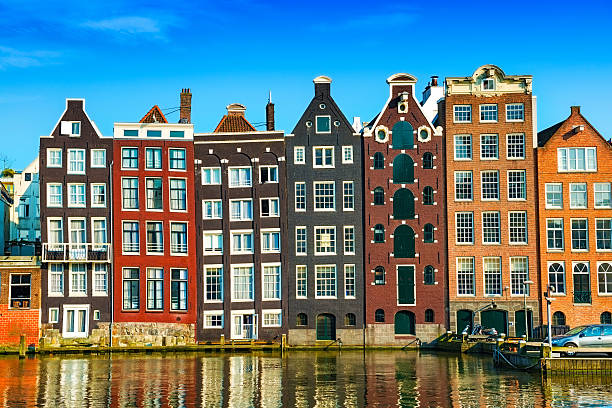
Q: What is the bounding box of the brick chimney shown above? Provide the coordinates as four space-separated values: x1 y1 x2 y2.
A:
314 75 332 97
266 92 275 131
431 75 438 86
571 106 581 115
180 88 192 123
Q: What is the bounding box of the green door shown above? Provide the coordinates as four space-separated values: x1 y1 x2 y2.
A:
394 225 415 258
391 121 414 149
393 154 414 183
397 266 415 305
481 310 507 334
316 314 336 340
515 310 533 338
393 189 415 219
394 311 416 335
457 310 473 333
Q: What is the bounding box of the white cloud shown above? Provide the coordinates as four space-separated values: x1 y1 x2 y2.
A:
81 16 163 35
0 46 60 69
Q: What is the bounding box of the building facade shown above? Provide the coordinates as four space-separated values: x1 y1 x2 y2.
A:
537 106 612 328
39 99 113 343
194 102 287 342
444 65 539 337
112 96 198 345
285 76 364 345
363 74 447 344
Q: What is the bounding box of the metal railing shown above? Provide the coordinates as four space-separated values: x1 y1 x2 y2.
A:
42 243 112 262
171 243 188 254
146 243 164 253
573 290 592 304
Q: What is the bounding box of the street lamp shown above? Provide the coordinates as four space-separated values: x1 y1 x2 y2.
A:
523 280 534 341
545 285 556 348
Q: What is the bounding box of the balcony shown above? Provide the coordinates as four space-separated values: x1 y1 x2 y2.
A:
42 243 112 263
573 290 592 304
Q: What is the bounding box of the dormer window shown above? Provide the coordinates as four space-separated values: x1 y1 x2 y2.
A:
72 122 81 136
482 78 495 90
61 121 81 137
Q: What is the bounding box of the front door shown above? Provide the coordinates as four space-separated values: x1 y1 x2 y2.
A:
394 311 416 335
457 310 473 333
316 314 336 340
515 310 533 338
397 266 415 305
232 314 258 340
481 310 507 334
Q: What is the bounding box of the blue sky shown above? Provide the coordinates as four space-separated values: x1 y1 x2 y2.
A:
1 0 611 169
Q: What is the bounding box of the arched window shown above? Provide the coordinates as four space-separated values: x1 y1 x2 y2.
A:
423 186 434 205
345 313 356 327
548 263 565 294
374 266 385 285
393 154 414 183
601 311 612 324
424 224 434 243
425 309 435 323
599 263 612 295
424 265 435 285
375 309 385 323
391 121 414 149
423 152 433 169
374 224 385 243
374 152 385 169
552 311 566 326
394 225 415 258
374 187 385 205
393 188 415 220
296 313 308 326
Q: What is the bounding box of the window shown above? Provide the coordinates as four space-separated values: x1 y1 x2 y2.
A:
454 135 472 160
122 178 139 209
294 146 305 164
47 184 62 207
93 264 108 295
548 262 565 294
146 268 164 310
344 226 355 254
68 183 86 207
67 149 85 174
146 221 163 253
570 183 587 208
91 184 106 207
63 306 88 338
232 265 254 301
453 105 471 123
313 147 334 168
481 171 499 200
506 104 524 121
69 264 87 296
342 146 353 163
424 265 435 285
595 183 612 208
373 152 384 169
47 148 62 168
230 199 253 221
480 104 498 122
315 265 336 298
601 312 612 324
375 309 385 323
260 198 279 217
203 200 222 219
424 224 434 243
508 170 526 200
315 227 336 255
545 183 563 209
122 148 138 169
203 232 223 254
145 148 162 169
480 134 499 159
316 116 331 133
374 224 385 243
48 219 63 245
552 311 566 326
169 179 187 211
69 218 86 248
344 265 355 298
596 219 612 250
263 311 282 327
373 187 385 205
482 212 501 244
456 212 474 244
423 186 434 205
204 266 223 301
123 129 138 137
295 182 306 211
343 181 354 210
48 264 64 296
558 147 597 172
483 257 502 296
374 266 385 285
146 178 162 210
229 167 252 187
314 182 335 210
509 212 528 244
454 171 473 201
547 219 564 250
231 231 253 254
571 219 588 250
599 263 612 294
423 152 433 169
507 133 525 159
424 309 435 323
457 257 475 295
204 313 224 328
510 257 529 295
202 167 221 185
296 227 307 255
263 265 281 300
296 265 307 298
170 130 184 138
92 218 107 248
169 149 186 170
345 313 356 326
482 78 495 90
170 268 188 310
296 313 308 326
170 222 187 254
9 274 31 308
260 166 278 183
147 130 161 138
122 221 139 253
123 268 139 310
49 308 59 323
91 149 106 168
262 230 281 253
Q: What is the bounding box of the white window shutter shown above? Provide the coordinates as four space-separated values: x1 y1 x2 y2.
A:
60 121 71 135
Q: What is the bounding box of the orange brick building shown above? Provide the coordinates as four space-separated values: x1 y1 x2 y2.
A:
537 106 612 328
443 65 539 336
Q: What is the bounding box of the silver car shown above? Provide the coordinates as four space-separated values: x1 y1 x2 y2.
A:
550 324 612 355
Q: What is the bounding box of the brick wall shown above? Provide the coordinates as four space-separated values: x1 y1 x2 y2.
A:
0 305 39 346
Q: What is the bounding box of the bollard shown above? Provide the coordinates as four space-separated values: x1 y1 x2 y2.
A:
19 334 26 359
542 344 552 359
281 334 287 352
220 334 225 346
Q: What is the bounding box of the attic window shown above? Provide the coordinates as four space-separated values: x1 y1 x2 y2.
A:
72 122 81 136
147 130 162 138
316 116 331 134
170 131 185 138
482 78 495 90
319 103 326 110
61 121 81 137
124 130 138 137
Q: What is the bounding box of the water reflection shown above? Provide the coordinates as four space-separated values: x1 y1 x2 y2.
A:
0 351 609 407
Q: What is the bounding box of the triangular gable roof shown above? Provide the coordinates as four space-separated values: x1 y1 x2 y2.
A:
538 108 609 148
140 105 168 124
214 104 256 132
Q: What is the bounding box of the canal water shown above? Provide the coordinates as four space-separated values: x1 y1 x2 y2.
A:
0 351 611 407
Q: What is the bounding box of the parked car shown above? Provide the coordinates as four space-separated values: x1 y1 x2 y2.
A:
549 324 612 355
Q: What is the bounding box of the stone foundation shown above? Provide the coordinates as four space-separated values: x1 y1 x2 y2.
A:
288 328 364 346
416 323 446 344
41 322 110 347
111 322 196 347
365 323 442 346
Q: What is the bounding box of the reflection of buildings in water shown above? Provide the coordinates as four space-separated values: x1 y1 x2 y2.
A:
60 359 90 407
200 355 224 407
365 351 399 407
0 357 39 408
260 357 282 408
229 355 258 407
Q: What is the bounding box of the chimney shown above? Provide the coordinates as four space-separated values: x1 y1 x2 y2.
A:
313 75 332 97
180 88 192 123
266 91 275 131
571 106 581 115
431 76 438 86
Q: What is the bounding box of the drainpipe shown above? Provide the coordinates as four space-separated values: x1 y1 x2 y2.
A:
109 159 114 347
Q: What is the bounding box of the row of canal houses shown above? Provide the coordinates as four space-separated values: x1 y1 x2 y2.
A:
32 64 612 347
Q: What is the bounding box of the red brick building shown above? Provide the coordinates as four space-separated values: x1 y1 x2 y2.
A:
363 74 447 344
111 91 198 344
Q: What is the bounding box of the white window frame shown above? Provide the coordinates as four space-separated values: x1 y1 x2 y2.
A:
62 304 89 338
454 171 473 202
91 217 107 248
261 229 281 253
261 263 281 301
546 218 564 251
122 220 140 254
294 146 305 164
229 199 253 221
259 165 279 184
315 115 332 134
48 307 59 323
594 183 612 209
203 311 224 329
169 178 187 212
47 148 62 168
315 264 337 299
145 220 164 255
344 264 356 299
313 181 335 211
507 170 527 201
295 182 306 211
262 309 282 327
481 211 501 245
230 263 254 302
480 134 499 160
203 231 223 255
295 226 307 256
557 147 597 172
92 264 108 296
342 181 354 211
121 147 139 170
47 183 63 208
314 226 336 255
506 133 526 159
67 183 86 208
169 148 187 171
145 147 163 170
313 146 335 168
90 183 106 208
68 263 87 297
344 225 355 255
505 103 525 122
479 104 498 123
456 257 475 296
596 218 612 252
453 105 472 123
90 149 106 168
202 199 222 219
453 134 472 160
230 230 254 255
67 149 86 175
48 263 64 297
480 170 500 201
342 146 353 164
203 265 224 303
482 78 495 91
569 183 588 209
169 221 188 255
260 197 280 217
455 212 474 245
570 218 589 252
296 265 307 298
47 217 63 245
228 166 252 188
547 261 566 295
508 211 528 245
597 261 612 295
201 167 222 185
545 183 563 209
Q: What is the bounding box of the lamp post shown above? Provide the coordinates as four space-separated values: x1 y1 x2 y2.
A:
522 280 534 341
545 285 556 348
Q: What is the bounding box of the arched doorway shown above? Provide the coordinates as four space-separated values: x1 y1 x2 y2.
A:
481 309 507 334
393 188 415 219
316 313 336 340
394 225 415 258
394 311 416 335
392 154 414 183
457 310 473 333
391 121 414 149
